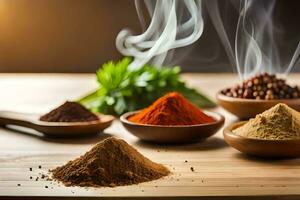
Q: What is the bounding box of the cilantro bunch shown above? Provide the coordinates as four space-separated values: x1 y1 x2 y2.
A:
79 57 215 115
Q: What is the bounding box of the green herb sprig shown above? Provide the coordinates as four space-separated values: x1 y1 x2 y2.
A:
79 57 215 115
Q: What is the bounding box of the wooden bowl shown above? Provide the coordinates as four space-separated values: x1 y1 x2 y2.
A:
0 111 115 137
224 121 300 158
120 111 225 144
216 92 300 119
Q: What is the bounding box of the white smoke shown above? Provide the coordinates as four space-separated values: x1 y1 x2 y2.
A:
116 0 300 78
116 0 204 70
207 0 300 80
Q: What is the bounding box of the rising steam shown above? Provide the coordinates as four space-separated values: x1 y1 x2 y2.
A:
116 0 204 70
207 0 300 80
116 0 300 79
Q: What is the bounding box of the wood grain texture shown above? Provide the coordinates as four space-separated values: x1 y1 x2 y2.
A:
0 73 300 199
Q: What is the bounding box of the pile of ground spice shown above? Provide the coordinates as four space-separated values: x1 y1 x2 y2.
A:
51 137 170 187
233 103 300 140
128 92 215 125
40 101 99 122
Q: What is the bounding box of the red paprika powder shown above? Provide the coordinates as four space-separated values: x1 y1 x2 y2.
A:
128 92 215 125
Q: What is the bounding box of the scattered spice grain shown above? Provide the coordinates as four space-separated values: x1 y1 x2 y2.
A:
190 167 194 172
51 137 170 187
40 101 99 122
129 92 214 125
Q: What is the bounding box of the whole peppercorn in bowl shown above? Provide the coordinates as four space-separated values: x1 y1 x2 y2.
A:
217 73 300 119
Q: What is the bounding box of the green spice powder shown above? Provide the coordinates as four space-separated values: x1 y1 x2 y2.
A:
233 103 300 140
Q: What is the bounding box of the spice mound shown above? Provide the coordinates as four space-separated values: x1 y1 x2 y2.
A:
233 103 300 140
40 101 99 122
128 92 215 126
221 73 300 100
51 137 170 187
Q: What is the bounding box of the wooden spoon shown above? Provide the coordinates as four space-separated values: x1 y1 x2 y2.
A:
0 111 114 137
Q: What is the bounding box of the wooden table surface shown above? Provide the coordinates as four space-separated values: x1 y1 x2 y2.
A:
1 73 300 200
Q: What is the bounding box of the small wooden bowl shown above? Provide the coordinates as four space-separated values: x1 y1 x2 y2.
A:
120 111 225 144
224 121 300 158
217 92 300 119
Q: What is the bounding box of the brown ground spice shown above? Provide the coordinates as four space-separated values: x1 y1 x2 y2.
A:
51 137 170 187
40 101 99 122
234 103 300 140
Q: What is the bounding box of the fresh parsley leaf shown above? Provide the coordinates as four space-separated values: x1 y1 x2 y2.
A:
79 57 216 115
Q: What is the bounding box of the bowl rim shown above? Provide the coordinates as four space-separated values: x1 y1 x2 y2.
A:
224 121 300 142
216 91 300 103
120 110 225 128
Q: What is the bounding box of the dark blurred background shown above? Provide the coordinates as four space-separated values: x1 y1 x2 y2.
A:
0 0 299 73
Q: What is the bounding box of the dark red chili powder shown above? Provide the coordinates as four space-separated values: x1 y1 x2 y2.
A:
129 92 215 125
